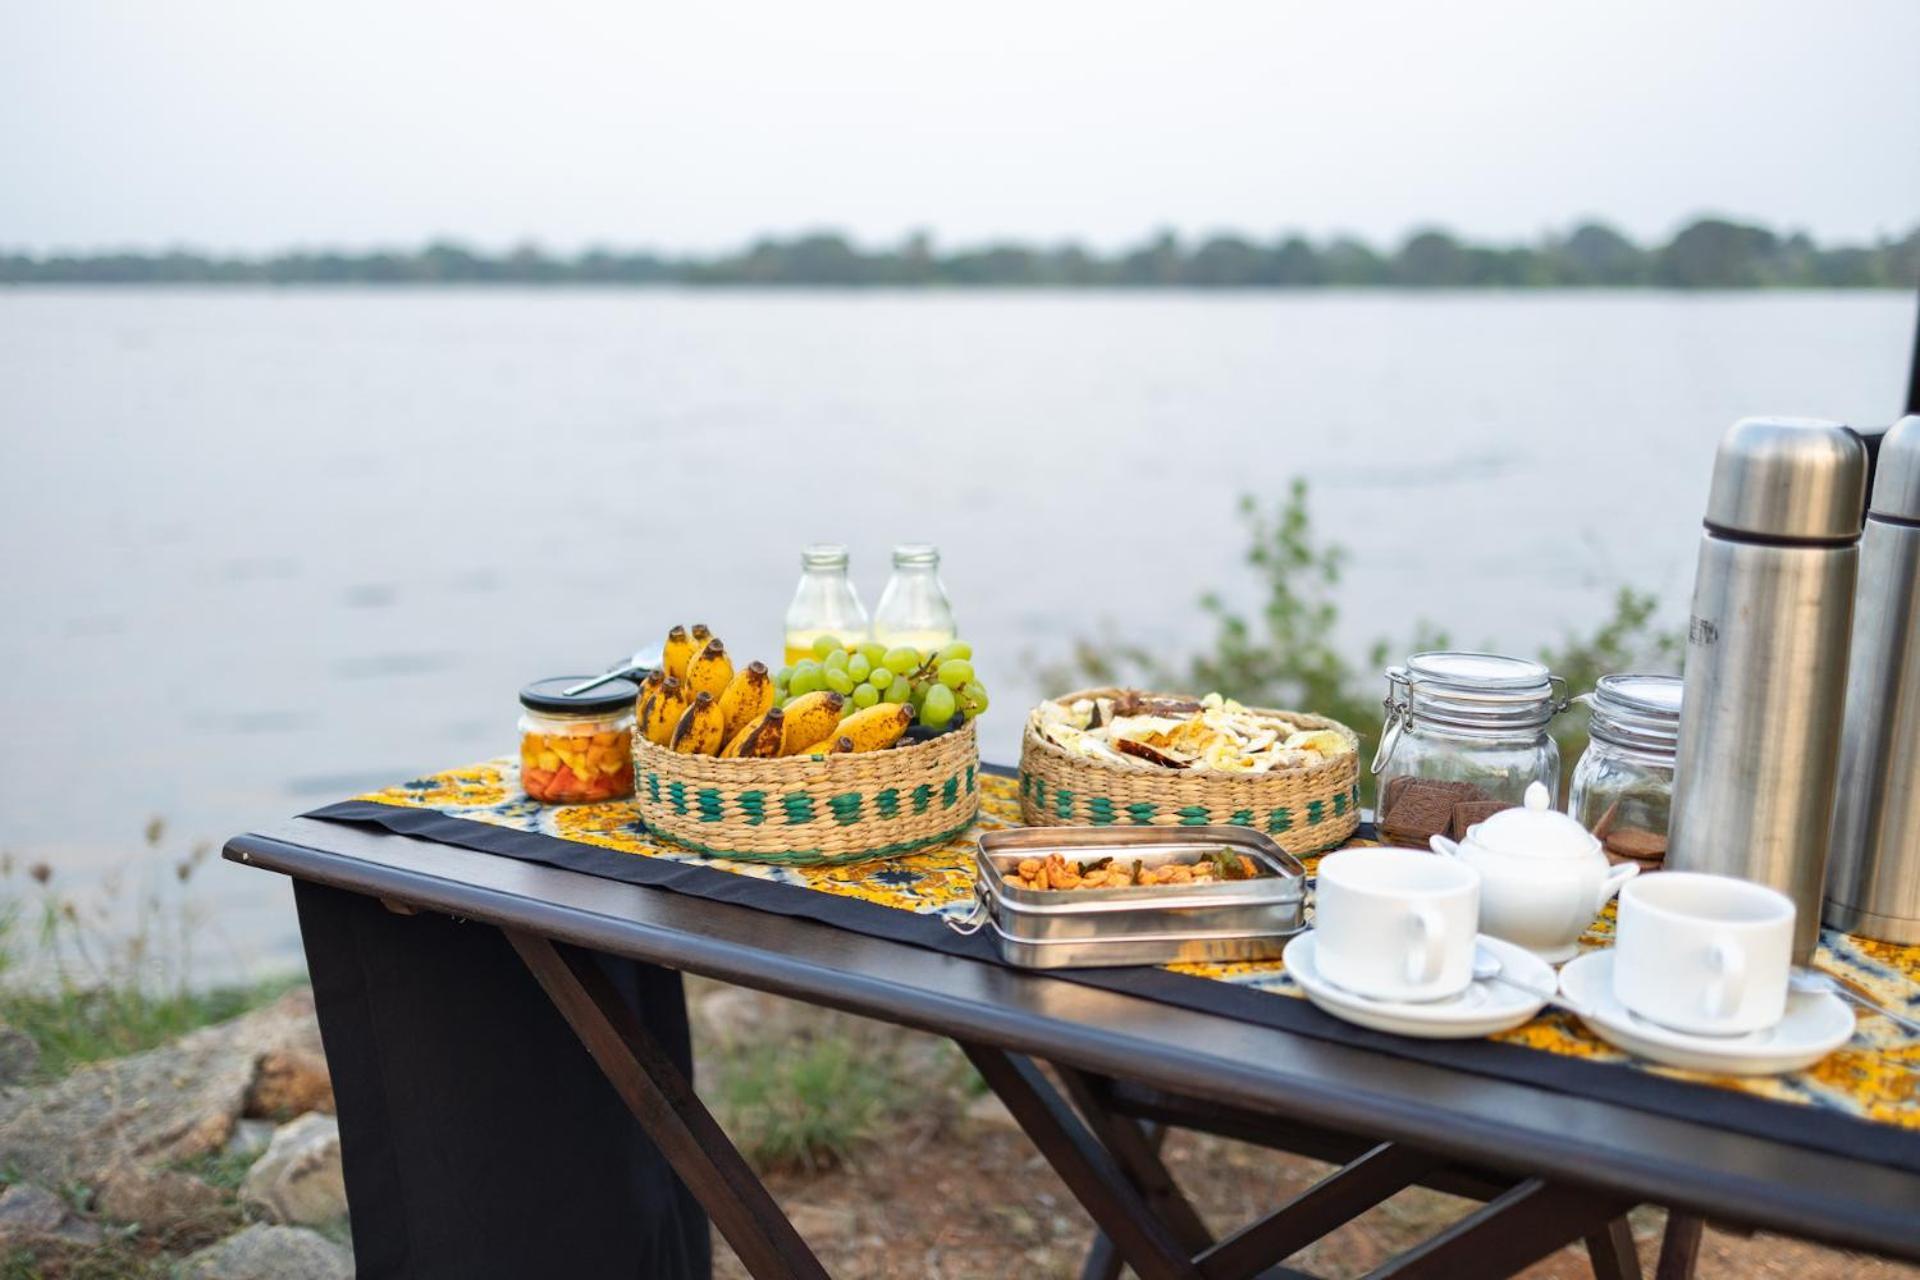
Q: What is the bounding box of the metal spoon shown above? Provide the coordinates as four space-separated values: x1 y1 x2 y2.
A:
1790 967 1920 1036
562 645 665 696
1472 948 1590 1017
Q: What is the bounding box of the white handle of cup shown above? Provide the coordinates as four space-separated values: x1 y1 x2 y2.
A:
1704 939 1746 1022
1405 903 1444 988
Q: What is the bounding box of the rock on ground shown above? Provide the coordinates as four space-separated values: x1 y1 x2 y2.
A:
0 1022 40 1085
245 1048 335 1118
224 1117 276 1159
95 1159 227 1228
181 1223 353 1280
241 1112 348 1226
0 989 325 1187
0 1183 103 1248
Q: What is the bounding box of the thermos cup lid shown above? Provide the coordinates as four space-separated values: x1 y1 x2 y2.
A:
1704 417 1867 543
1869 415 1920 523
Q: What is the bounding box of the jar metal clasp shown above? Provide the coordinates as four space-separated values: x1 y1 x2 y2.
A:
1370 666 1412 776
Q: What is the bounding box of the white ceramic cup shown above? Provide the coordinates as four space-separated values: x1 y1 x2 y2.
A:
1314 847 1480 1002
1612 872 1795 1036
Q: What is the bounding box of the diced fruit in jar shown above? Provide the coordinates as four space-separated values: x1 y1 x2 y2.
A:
521 726 634 803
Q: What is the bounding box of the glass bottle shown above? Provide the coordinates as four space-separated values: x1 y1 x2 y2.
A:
871 543 957 652
782 544 869 666
1568 673 1681 863
1371 651 1569 844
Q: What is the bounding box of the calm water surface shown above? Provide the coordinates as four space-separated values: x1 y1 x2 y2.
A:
0 288 1911 981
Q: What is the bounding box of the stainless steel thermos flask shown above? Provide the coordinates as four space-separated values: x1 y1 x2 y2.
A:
1825 415 1920 944
1669 417 1868 961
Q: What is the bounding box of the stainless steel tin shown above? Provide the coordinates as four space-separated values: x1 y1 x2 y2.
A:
1826 415 1920 944
965 826 1307 969
1670 417 1867 962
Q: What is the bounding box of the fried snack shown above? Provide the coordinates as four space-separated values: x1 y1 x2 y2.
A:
1003 850 1258 892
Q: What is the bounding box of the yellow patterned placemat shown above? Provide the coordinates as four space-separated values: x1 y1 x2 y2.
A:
346 759 1919 1132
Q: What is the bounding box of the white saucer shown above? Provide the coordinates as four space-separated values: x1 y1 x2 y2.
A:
1557 951 1856 1076
1283 933 1552 1039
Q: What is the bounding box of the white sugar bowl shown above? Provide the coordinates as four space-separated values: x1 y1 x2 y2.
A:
1429 782 1637 964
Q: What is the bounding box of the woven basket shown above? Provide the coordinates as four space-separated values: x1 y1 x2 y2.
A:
632 720 980 865
1019 688 1361 855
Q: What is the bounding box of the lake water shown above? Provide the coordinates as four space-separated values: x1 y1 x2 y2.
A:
1 288 1912 983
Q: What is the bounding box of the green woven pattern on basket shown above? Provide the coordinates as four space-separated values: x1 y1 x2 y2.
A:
1020 771 1032 797
1269 807 1292 833
912 783 933 814
1307 799 1325 825
1229 808 1255 827
782 793 815 825
696 788 724 823
1053 787 1074 819
1031 777 1047 808
1087 796 1116 825
645 813 979 866
828 792 862 826
941 776 959 808
874 788 900 818
965 765 975 794
1177 805 1210 826
646 773 661 803
667 781 689 816
1127 801 1157 824
737 790 767 825
1333 791 1347 817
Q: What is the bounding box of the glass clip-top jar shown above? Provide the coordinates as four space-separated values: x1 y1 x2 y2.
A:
518 676 639 804
1372 651 1570 845
872 542 957 652
1567 673 1681 865
783 544 870 667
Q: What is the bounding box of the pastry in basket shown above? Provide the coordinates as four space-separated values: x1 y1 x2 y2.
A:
1033 690 1351 774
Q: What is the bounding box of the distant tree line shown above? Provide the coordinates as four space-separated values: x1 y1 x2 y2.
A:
4 218 1916 288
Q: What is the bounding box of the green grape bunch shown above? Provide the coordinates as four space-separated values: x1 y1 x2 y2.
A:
772 638 986 740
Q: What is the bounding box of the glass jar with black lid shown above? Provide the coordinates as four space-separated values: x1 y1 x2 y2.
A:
1372 651 1569 844
518 675 639 804
1567 673 1681 864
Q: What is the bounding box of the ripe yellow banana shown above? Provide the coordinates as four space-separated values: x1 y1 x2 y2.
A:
632 668 664 719
717 662 774 739
779 691 845 755
662 625 694 681
833 703 915 753
642 676 688 747
690 623 713 650
684 638 734 700
724 706 785 758
671 692 727 755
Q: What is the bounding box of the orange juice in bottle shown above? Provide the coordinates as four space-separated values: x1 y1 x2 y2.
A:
782 545 868 666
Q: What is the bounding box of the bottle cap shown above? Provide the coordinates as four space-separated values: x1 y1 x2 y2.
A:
1869 416 1920 523
1703 417 1866 543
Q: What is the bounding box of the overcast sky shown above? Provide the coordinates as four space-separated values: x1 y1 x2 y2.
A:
4 0 1917 255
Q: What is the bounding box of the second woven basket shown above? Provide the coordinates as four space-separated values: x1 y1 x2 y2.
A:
1018 688 1361 856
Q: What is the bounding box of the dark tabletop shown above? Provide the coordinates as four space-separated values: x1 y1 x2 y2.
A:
226 816 1920 1263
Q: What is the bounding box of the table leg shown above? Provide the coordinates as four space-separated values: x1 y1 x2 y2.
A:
505 929 827 1280
962 1044 1206 1280
1364 1179 1638 1280
1055 1067 1215 1257
1585 1216 1642 1280
1655 1213 1704 1280
1195 1142 1437 1280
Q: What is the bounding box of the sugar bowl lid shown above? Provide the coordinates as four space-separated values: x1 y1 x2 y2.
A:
1470 782 1596 858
